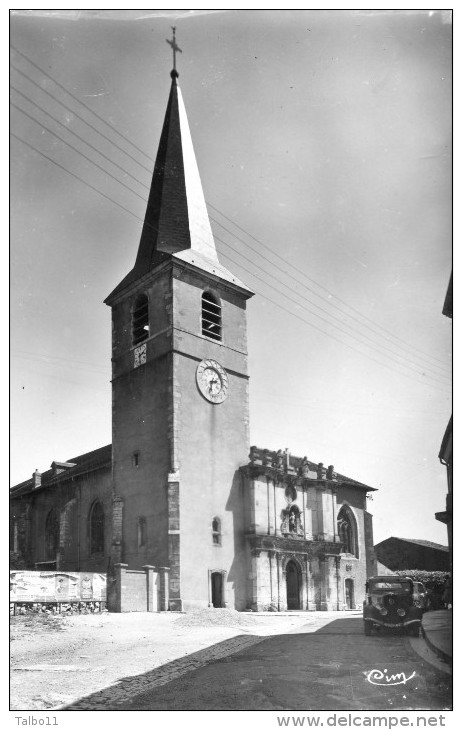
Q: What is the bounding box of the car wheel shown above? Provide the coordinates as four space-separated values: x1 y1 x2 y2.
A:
409 625 420 637
364 622 372 636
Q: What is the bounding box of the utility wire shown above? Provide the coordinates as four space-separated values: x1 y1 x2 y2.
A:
11 91 450 384
11 129 450 394
209 211 450 373
11 48 450 373
211 223 450 381
11 85 149 191
11 132 142 223
11 102 147 203
11 44 153 165
215 247 449 393
10 63 153 175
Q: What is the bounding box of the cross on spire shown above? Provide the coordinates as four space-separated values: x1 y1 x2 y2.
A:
166 26 182 76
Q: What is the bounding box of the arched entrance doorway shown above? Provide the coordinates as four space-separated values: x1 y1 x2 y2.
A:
211 571 224 608
345 578 355 609
286 560 301 610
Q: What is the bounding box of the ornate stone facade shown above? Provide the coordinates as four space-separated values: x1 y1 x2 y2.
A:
242 447 376 610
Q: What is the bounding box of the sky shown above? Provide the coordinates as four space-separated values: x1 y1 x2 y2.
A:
10 9 452 547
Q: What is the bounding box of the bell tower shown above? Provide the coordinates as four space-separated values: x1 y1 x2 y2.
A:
105 55 253 610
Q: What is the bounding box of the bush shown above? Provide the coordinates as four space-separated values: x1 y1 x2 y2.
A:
395 570 450 610
395 570 449 588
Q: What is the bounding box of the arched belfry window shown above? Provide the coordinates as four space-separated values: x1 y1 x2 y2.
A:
337 505 358 558
212 517 222 545
133 294 149 345
45 509 59 559
202 292 222 342
89 501 105 555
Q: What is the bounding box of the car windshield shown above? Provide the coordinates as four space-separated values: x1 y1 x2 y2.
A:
369 581 411 592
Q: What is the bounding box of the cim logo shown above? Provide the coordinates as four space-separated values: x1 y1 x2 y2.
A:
365 668 416 686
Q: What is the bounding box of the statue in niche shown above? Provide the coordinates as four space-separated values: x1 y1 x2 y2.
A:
281 505 304 537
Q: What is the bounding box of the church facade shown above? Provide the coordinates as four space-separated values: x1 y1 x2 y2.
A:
10 63 377 612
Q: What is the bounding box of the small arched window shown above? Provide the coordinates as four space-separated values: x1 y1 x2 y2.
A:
212 517 222 545
89 501 105 555
133 294 149 345
45 509 59 559
202 292 222 342
337 505 358 558
138 517 147 548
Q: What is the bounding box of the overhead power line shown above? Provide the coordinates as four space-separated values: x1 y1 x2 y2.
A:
11 131 450 396
10 105 449 386
11 44 153 165
208 203 451 371
10 45 450 374
10 84 450 385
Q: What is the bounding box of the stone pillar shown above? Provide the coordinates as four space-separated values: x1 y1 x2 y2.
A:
280 556 288 611
249 548 260 610
319 555 337 610
143 565 156 612
304 555 316 611
267 478 275 534
268 551 275 609
114 563 128 613
111 497 124 565
157 567 170 611
167 472 182 611
319 555 330 610
276 552 282 611
248 480 257 532
335 555 342 611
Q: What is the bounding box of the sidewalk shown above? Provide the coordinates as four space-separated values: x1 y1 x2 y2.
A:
421 609 452 665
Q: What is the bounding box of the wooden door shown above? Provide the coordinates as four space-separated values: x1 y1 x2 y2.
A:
211 572 223 608
286 560 301 610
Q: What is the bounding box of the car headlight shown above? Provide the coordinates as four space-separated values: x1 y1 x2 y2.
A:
380 607 388 616
397 608 406 617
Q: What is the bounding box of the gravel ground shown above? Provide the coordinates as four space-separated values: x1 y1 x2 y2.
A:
10 609 317 710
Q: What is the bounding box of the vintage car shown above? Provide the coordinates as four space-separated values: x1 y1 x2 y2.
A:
363 576 423 636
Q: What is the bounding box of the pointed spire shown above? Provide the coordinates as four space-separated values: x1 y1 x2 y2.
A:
134 73 219 272
106 56 253 302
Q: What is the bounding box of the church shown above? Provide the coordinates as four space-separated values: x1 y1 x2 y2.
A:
10 49 377 612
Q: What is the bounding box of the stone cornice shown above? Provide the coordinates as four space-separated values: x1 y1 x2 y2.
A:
246 533 343 556
240 464 339 490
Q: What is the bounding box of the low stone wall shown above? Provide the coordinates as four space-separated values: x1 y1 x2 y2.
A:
108 563 170 612
10 570 106 605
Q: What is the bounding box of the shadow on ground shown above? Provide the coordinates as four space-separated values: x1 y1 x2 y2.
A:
61 616 452 712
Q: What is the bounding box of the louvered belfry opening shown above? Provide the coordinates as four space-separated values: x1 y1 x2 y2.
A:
202 292 222 341
133 294 149 345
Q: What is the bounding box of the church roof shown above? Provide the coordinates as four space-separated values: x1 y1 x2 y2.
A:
10 443 375 497
106 70 253 303
375 537 449 552
10 444 112 497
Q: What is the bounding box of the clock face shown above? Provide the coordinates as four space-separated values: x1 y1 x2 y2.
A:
196 359 229 403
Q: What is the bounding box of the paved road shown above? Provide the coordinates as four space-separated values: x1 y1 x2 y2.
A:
64 615 452 711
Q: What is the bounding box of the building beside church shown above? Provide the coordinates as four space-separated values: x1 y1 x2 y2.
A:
374 537 449 573
10 59 377 612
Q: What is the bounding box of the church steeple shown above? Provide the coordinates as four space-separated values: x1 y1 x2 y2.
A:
107 49 251 303
135 70 219 268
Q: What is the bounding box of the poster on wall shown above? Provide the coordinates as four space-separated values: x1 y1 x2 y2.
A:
9 571 107 603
